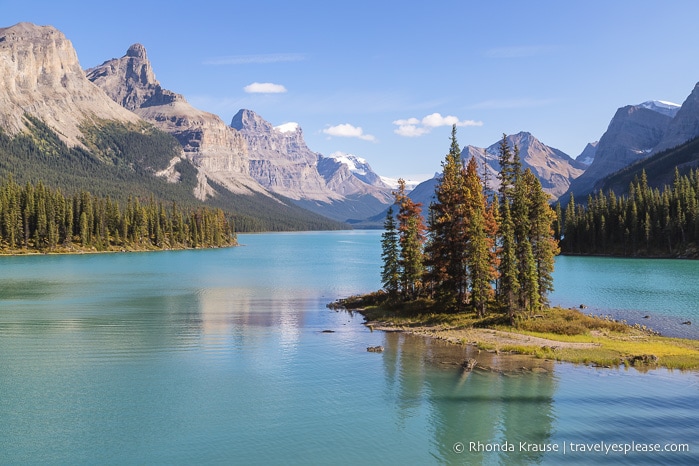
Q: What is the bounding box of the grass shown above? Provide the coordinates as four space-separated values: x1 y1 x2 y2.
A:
332 292 699 371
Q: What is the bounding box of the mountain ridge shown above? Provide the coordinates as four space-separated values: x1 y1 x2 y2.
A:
86 43 265 199
0 22 345 231
0 23 141 147
562 91 699 202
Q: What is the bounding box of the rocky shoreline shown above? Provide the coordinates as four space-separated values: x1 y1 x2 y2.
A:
328 298 699 371
363 319 598 373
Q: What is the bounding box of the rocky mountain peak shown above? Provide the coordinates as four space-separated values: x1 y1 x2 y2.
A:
653 82 699 153
0 22 140 146
88 43 266 198
126 43 147 59
639 100 681 118
576 141 598 166
458 133 583 200
86 43 168 110
562 103 673 200
230 109 274 133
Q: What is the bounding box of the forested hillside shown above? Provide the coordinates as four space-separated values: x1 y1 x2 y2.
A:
560 169 699 257
0 116 345 232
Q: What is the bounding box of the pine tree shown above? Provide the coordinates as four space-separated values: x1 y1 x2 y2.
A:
498 198 519 322
381 206 400 299
512 170 540 314
426 125 468 309
464 157 496 317
395 178 425 301
524 170 559 309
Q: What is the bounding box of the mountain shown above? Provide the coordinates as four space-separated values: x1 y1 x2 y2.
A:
230 109 336 202
562 101 677 201
653 86 699 153
406 132 584 211
0 23 140 146
639 100 682 118
576 141 598 167
0 22 344 232
231 109 392 222
86 43 265 199
319 152 389 188
593 134 699 196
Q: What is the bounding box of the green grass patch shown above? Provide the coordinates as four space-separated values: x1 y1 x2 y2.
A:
515 307 629 335
331 293 699 371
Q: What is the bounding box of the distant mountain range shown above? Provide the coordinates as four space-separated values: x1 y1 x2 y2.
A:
561 91 699 202
0 22 392 228
3 21 699 229
406 132 586 213
230 109 392 222
88 41 393 223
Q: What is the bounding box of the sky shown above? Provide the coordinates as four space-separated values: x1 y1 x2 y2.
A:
4 0 699 181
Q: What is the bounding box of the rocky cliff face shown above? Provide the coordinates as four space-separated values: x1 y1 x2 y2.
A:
231 109 393 220
231 109 342 202
317 153 392 201
0 23 140 146
653 84 699 153
563 104 674 200
87 44 263 197
407 132 584 212
576 141 598 166
462 132 584 200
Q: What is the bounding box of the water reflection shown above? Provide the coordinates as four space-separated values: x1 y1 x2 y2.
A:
381 332 557 464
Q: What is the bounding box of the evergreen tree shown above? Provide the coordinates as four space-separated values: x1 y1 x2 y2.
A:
512 170 538 313
395 179 425 301
464 157 496 317
526 172 559 308
380 207 400 299
426 125 469 309
498 197 519 322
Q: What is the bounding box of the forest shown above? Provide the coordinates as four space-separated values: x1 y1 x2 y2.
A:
0 115 344 233
380 128 559 323
0 177 236 253
559 168 699 258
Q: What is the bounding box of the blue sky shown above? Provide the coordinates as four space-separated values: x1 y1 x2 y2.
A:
4 1 699 181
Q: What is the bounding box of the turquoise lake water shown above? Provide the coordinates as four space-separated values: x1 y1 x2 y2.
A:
0 230 698 464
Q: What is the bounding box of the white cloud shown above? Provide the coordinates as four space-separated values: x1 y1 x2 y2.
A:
244 82 288 94
393 124 430 137
393 113 483 137
203 53 306 65
323 123 376 142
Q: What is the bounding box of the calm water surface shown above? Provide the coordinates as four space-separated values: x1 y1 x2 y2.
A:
0 231 698 464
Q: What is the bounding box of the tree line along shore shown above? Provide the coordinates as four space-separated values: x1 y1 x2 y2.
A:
0 177 236 253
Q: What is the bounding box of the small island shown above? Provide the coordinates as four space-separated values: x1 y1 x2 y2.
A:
333 128 699 372
331 292 699 371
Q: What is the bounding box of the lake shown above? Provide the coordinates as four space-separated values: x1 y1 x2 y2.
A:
0 230 697 464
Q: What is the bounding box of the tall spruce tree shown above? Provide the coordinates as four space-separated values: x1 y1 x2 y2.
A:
381 206 400 299
495 137 520 319
526 171 559 308
394 179 425 301
464 157 497 317
426 125 469 310
512 169 539 313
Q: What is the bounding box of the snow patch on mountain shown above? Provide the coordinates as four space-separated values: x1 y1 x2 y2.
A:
275 122 299 133
379 177 423 192
328 151 369 175
639 100 681 118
